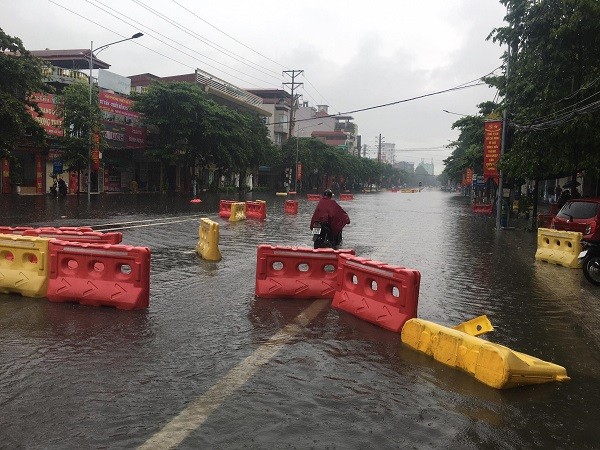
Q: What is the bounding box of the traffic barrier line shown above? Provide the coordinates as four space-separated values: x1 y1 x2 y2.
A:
332 254 421 332
401 318 570 389
255 245 355 299
535 227 582 268
196 218 222 261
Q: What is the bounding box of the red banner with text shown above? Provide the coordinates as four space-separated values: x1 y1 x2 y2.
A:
484 121 502 183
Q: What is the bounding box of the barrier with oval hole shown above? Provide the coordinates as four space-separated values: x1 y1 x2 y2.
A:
284 200 299 215
0 234 50 297
307 194 321 201
255 245 355 299
332 254 421 332
196 218 222 261
245 200 267 220
46 240 151 310
535 227 582 268
219 200 235 219
23 228 122 244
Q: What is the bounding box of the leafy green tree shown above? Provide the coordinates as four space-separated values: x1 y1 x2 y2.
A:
0 28 50 156
443 101 499 183
134 81 273 192
56 80 102 174
486 0 600 182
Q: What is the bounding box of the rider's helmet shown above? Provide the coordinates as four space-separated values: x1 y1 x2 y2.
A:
323 189 333 198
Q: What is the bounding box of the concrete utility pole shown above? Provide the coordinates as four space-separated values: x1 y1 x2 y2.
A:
283 70 303 139
377 134 384 164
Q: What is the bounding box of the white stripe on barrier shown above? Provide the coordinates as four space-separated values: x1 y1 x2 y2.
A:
61 247 130 257
0 239 36 248
344 260 394 278
272 250 339 259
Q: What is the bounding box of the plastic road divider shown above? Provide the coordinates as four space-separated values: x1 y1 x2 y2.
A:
0 226 35 235
307 194 321 201
219 200 235 219
0 226 94 235
401 318 570 389
472 203 493 214
245 200 267 220
453 315 494 336
284 200 299 215
196 218 222 261
46 240 151 310
23 228 122 244
339 193 354 201
228 202 246 222
0 234 50 298
255 245 355 300
332 254 421 332
535 227 583 268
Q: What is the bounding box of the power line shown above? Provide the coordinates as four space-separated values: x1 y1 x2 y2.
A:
170 0 289 71
130 0 282 82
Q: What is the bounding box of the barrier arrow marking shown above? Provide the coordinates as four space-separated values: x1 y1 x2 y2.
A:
111 283 127 299
83 280 98 297
377 305 392 321
294 279 309 294
267 278 283 293
56 277 72 294
355 296 369 312
320 281 335 296
15 272 30 287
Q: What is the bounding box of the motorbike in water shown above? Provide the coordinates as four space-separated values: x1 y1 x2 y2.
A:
311 221 342 250
579 240 600 286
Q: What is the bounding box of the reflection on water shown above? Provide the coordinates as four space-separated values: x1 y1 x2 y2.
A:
1 190 600 448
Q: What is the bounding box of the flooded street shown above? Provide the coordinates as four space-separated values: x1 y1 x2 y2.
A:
1 190 599 449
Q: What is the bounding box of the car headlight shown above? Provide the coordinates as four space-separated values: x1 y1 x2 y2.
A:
585 224 592 235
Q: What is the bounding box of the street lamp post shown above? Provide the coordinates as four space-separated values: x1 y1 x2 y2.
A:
87 33 143 201
294 122 322 192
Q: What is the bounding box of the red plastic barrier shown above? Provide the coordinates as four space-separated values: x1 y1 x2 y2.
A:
339 193 354 201
23 229 122 244
472 203 493 214
219 200 235 219
0 226 34 235
307 194 321 201
46 240 151 310
332 254 420 332
0 226 94 235
391 188 399 193
255 245 355 300
246 200 267 220
284 200 299 215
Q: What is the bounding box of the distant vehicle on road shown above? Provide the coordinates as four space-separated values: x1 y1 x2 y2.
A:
551 198 600 241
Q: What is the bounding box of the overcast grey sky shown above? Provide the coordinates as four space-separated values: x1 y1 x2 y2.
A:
4 0 507 174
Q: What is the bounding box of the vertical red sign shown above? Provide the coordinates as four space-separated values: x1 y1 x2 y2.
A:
465 168 473 186
296 162 302 181
484 121 502 183
91 131 100 170
35 154 43 194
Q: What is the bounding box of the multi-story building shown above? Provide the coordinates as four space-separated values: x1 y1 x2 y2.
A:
294 103 358 154
245 89 292 147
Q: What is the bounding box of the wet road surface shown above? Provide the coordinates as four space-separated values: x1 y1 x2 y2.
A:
1 190 599 449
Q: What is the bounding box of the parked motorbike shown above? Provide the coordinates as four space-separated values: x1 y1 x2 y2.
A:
579 240 600 286
311 221 342 250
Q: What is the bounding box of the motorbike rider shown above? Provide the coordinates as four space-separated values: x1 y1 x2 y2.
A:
310 189 350 247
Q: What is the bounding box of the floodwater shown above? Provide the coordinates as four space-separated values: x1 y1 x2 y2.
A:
1 190 599 449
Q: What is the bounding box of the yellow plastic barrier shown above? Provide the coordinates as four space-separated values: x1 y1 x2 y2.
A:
535 227 582 268
229 202 246 222
0 234 50 298
195 218 222 261
453 315 494 336
401 318 570 389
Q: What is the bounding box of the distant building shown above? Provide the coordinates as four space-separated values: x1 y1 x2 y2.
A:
417 159 434 176
380 142 395 164
397 161 414 173
246 89 292 147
